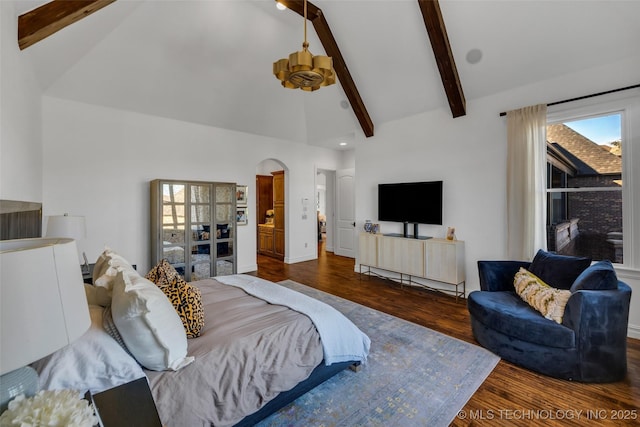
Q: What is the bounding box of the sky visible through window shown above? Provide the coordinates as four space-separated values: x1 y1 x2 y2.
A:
564 114 621 145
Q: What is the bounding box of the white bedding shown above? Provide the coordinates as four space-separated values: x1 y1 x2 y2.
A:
215 274 371 365
32 305 145 394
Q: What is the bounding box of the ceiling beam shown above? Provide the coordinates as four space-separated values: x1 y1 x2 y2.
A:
278 0 374 138
18 0 116 51
417 0 466 118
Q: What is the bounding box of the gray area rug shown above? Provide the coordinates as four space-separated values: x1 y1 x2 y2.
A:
256 280 500 427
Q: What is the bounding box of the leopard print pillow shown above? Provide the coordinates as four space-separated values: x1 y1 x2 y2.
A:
146 259 204 338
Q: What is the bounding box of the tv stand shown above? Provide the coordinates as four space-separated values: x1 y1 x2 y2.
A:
358 233 465 300
384 233 431 240
396 222 428 239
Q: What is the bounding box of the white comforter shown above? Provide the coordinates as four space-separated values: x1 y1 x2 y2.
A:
216 274 371 365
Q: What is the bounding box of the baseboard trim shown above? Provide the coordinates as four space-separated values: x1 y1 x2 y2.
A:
285 254 317 264
237 263 258 274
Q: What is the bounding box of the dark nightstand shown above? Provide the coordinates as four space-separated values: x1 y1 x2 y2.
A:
82 263 95 284
89 377 162 427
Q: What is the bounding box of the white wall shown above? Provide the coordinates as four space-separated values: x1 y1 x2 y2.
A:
0 2 43 202
256 160 283 176
41 97 344 274
354 54 640 337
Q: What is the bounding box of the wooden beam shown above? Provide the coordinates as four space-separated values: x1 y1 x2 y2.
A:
417 0 466 118
278 0 374 137
18 0 116 50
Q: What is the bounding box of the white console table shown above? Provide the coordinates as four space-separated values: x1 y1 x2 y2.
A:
358 232 465 300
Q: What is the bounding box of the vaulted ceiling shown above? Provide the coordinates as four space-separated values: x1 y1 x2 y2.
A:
11 0 640 150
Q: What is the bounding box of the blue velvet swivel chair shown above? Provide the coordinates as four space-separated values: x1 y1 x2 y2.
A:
467 251 631 382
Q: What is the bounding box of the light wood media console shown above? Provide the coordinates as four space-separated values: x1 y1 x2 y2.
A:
358 232 466 300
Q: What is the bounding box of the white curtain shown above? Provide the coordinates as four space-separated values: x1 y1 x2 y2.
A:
506 104 548 260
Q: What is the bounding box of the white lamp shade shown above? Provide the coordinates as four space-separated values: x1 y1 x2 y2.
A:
0 238 91 375
45 215 86 240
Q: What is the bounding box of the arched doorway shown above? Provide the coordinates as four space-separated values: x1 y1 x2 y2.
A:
255 159 287 263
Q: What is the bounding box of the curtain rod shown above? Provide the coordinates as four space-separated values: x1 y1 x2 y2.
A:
499 83 640 117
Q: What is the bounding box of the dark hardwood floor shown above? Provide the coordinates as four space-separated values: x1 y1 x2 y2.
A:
251 239 640 426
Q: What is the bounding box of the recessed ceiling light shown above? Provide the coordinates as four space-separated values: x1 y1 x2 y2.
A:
339 142 347 146
276 2 287 11
466 48 483 64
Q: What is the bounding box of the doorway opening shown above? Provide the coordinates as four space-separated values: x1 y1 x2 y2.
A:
256 159 286 263
316 169 334 254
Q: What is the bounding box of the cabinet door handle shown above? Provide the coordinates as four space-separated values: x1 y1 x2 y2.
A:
352 222 356 227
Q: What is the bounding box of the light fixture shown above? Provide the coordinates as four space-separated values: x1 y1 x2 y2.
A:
339 142 347 146
276 1 287 11
273 0 335 91
0 238 91 411
46 213 89 273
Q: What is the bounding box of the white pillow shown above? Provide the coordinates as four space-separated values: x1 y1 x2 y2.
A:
92 248 112 284
31 305 145 394
111 269 194 371
93 248 136 290
84 284 111 307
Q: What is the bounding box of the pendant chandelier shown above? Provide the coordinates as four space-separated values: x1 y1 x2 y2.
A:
273 0 335 91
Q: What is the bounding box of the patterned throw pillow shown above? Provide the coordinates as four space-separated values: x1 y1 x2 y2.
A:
146 259 204 338
514 267 571 324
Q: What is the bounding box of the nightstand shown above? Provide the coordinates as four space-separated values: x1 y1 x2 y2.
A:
82 263 95 284
90 377 162 427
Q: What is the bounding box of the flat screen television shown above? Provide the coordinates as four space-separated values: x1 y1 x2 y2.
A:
378 181 443 225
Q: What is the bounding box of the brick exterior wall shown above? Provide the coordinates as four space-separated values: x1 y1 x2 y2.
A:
548 174 623 262
567 175 622 235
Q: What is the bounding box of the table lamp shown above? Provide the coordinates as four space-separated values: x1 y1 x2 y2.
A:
45 213 89 273
0 238 91 412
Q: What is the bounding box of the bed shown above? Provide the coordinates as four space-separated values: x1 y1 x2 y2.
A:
32 249 371 427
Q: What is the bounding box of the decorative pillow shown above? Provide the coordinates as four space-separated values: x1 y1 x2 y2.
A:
514 267 572 324
84 283 111 307
92 248 112 284
570 260 618 292
93 248 136 290
102 306 134 357
146 260 205 338
31 305 145 394
146 258 184 288
528 249 591 290
110 269 194 371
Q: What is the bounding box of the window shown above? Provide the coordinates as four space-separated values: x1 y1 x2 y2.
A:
540 89 640 270
544 91 639 271
545 113 623 263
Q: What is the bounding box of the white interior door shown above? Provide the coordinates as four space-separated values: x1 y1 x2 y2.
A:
335 168 356 258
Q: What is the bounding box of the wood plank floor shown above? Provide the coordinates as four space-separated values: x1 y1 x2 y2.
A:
250 241 640 426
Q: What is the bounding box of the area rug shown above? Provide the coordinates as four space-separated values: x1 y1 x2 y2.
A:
255 280 500 427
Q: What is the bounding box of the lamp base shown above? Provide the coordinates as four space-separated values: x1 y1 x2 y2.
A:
82 252 90 274
0 366 39 412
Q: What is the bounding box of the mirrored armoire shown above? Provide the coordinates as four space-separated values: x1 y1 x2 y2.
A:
150 179 237 281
